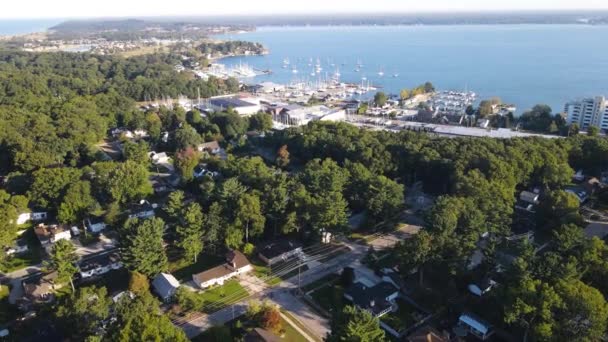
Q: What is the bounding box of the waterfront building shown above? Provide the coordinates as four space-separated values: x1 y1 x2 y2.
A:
565 96 608 131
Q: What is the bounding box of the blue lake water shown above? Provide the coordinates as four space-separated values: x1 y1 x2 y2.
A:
217 25 608 114
0 19 62 36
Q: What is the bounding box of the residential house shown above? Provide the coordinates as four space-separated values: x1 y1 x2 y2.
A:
457 313 495 341
4 239 29 256
127 202 156 220
16 211 48 225
152 273 180 302
78 252 122 279
519 191 540 204
192 250 252 289
23 272 62 304
408 326 449 342
343 281 399 318
468 277 497 297
149 152 174 172
257 239 303 265
34 224 71 247
245 328 281 342
86 217 107 233
197 141 222 155
565 186 589 204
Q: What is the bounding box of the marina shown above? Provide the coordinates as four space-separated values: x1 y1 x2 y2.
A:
216 25 608 114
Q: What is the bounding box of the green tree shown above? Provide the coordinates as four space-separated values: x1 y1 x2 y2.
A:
44 239 79 291
123 140 150 164
554 280 608 342
275 145 290 168
365 175 404 220
176 203 205 262
175 147 201 182
326 305 386 342
172 123 202 151
111 292 188 342
175 286 203 312
28 167 82 209
120 218 168 277
56 286 111 339
106 161 153 204
587 126 600 136
205 202 224 253
373 92 388 107
236 193 265 243
57 180 97 224
165 190 185 223
504 276 563 341
128 271 150 296
249 112 273 132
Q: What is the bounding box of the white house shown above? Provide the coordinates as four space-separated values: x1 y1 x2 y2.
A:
197 141 222 155
86 217 108 233
16 212 48 225
208 96 262 116
128 202 156 220
34 224 71 247
152 273 180 302
78 253 122 279
519 191 540 205
193 250 252 289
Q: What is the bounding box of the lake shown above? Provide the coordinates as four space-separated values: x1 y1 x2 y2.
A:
0 19 63 36
217 25 608 114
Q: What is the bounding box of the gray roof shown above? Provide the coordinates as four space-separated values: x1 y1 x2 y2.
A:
344 281 398 316
210 97 256 109
152 273 180 298
258 239 302 260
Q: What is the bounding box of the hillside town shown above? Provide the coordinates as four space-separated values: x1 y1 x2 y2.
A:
0 14 608 342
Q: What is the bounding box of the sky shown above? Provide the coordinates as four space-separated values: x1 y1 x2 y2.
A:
2 0 608 19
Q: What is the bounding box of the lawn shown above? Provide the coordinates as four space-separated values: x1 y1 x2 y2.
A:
309 282 345 315
1 228 43 273
302 273 339 293
380 298 427 333
198 280 249 313
168 251 225 281
252 257 309 286
193 312 310 342
281 310 323 342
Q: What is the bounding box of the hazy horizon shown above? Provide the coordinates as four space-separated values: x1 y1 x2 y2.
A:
2 0 608 19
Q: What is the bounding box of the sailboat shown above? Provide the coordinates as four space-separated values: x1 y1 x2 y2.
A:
378 67 385 77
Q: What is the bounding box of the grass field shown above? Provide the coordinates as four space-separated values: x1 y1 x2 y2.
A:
309 282 345 315
199 280 249 313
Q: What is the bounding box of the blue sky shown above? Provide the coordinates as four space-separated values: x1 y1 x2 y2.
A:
3 0 608 19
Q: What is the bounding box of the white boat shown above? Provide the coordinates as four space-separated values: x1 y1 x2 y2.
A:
378 69 385 77
392 73 399 78
283 58 290 65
